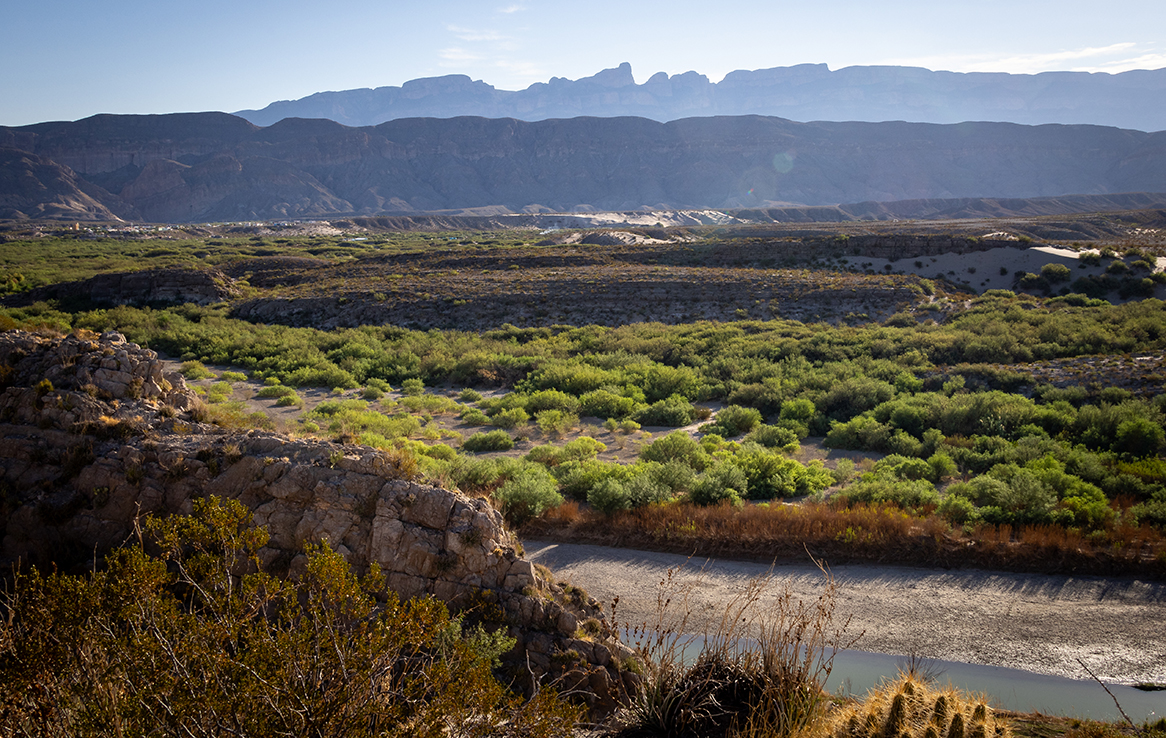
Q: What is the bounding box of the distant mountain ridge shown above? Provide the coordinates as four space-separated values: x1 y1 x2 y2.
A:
3 112 1166 223
235 62 1166 132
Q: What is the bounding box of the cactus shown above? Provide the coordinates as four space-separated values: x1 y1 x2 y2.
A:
947 711 966 738
931 694 949 726
884 693 908 738
831 674 1008 738
972 703 988 723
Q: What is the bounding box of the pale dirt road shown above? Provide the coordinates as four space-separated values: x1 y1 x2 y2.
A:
524 540 1166 686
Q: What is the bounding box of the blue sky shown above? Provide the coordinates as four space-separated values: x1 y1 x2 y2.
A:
3 0 1164 126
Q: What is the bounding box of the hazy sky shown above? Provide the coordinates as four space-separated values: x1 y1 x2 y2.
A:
3 0 1164 126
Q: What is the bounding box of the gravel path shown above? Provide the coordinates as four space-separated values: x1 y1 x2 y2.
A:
524 540 1166 685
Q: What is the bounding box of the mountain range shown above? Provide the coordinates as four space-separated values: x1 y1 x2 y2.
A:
235 63 1166 132
2 112 1165 223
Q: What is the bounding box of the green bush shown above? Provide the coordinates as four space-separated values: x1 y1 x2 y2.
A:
181 360 214 380
401 378 425 396
462 430 515 453
634 395 698 427
588 478 631 515
746 424 800 452
491 407 530 429
579 389 641 419
640 431 711 471
495 466 563 526
702 405 763 437
690 463 747 507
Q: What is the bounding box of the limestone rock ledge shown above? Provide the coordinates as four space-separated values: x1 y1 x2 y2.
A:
0 329 637 714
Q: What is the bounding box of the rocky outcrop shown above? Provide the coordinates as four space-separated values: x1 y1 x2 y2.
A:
7 267 240 308
0 329 636 714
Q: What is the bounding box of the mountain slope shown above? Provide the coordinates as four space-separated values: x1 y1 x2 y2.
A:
234 63 1166 132
3 112 1166 222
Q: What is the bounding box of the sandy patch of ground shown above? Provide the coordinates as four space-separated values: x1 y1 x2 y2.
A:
524 540 1166 686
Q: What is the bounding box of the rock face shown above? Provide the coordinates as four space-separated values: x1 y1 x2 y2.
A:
3 112 1166 222
0 329 635 714
234 62 1166 133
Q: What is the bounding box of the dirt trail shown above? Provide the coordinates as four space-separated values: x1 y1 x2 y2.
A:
523 540 1166 686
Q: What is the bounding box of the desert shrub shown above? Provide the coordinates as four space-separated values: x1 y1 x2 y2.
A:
579 388 641 419
462 430 515 453
181 360 214 380
524 389 581 416
0 497 578 736
400 378 425 396
458 388 482 402
647 459 698 496
362 385 385 400
690 463 747 506
840 477 937 511
459 407 491 426
634 395 698 427
640 431 711 471
535 409 577 436
1041 262 1072 283
526 436 605 467
1115 416 1165 458
937 493 979 524
825 416 892 452
219 371 247 382
491 407 530 429
726 381 785 417
588 477 631 515
702 405 763 437
494 466 563 526
366 377 392 393
553 459 628 502
745 424 800 452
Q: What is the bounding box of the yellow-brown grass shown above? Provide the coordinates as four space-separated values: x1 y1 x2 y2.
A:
523 501 1166 578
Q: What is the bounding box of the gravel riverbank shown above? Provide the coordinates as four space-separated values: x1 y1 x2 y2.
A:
524 540 1166 686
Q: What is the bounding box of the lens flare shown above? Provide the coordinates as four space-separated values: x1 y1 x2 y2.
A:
772 151 795 174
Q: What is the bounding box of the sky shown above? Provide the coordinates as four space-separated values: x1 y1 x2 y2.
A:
3 0 1165 127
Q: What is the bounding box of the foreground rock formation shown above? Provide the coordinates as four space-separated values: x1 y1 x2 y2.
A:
0 329 634 714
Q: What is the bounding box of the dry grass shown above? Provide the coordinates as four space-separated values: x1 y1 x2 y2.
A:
606 561 857 738
523 501 1166 578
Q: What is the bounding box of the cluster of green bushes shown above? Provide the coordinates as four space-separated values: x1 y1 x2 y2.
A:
3 291 1165 535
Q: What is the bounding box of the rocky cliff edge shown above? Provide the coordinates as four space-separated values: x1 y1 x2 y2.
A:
0 328 635 714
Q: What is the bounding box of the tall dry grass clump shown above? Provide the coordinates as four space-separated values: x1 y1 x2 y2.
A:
608 560 858 738
830 672 1010 738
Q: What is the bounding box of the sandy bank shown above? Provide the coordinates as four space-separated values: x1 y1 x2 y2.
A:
524 540 1166 686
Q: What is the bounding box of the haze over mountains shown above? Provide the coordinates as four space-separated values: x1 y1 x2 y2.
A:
3 61 1166 224
236 62 1166 132
3 112 1165 223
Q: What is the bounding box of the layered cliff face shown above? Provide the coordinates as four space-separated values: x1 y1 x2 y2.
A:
0 329 635 713
234 62 1166 132
3 111 1166 223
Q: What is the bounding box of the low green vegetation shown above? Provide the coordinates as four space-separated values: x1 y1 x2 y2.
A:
3 238 1166 573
